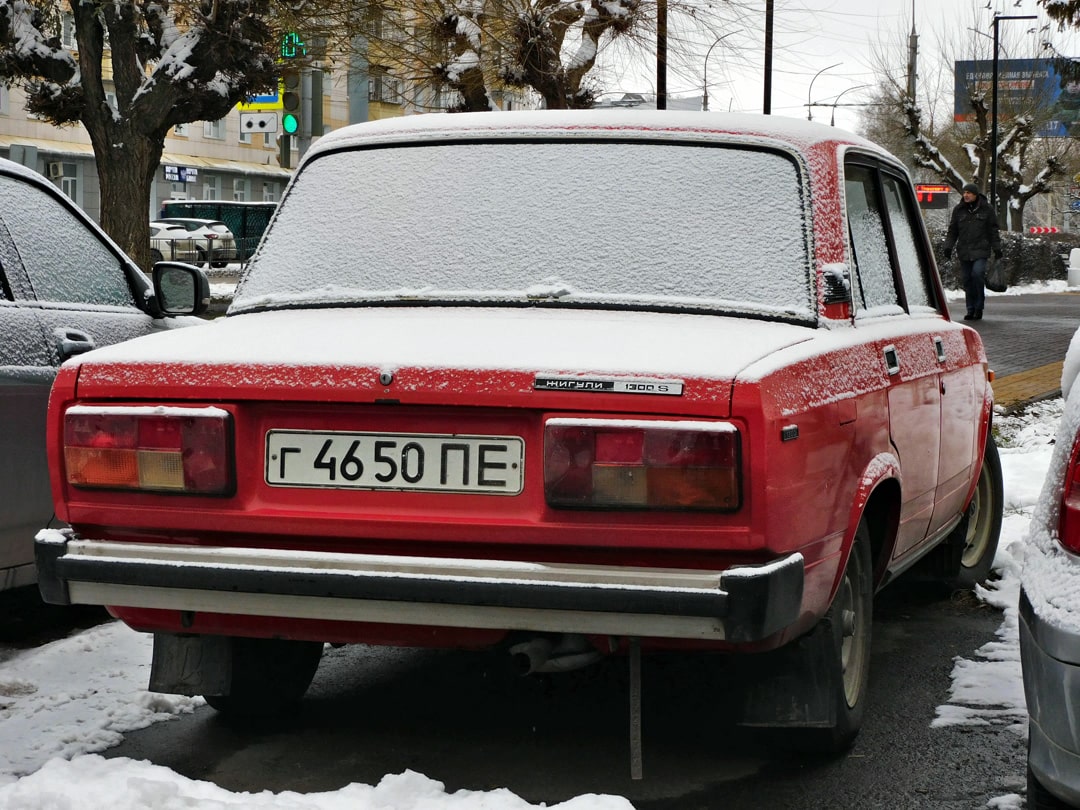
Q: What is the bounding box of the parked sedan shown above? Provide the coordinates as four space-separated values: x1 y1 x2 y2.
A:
1021 330 1080 809
150 218 236 268
0 157 205 593
36 111 1002 752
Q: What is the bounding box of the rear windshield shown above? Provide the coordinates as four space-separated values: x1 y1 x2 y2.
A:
232 140 814 320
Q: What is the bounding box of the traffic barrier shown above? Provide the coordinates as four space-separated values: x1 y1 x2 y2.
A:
1030 226 1061 234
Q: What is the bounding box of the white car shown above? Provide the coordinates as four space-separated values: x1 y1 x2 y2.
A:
150 218 236 268
1020 327 1080 808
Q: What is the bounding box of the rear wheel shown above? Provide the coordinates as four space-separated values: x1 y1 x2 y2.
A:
954 435 1004 588
740 520 873 754
149 248 163 264
811 519 873 751
203 637 324 718
195 246 209 268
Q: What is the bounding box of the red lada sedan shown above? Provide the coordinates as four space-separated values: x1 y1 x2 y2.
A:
35 110 1002 752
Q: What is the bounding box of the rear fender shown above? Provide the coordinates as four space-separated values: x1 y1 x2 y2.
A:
839 452 901 596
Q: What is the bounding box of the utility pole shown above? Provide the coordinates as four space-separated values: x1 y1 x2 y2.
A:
763 0 773 114
656 0 667 110
906 0 918 100
991 14 1036 227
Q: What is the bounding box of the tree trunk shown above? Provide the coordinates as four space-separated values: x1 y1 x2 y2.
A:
93 130 165 272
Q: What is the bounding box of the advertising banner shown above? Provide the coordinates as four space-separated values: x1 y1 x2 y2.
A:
954 58 1078 137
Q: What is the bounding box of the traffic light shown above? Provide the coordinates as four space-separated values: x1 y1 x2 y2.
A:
281 68 301 135
279 31 307 137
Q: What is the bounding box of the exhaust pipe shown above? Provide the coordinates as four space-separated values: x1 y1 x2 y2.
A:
509 634 603 675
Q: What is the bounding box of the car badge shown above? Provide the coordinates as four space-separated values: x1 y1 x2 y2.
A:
533 376 683 396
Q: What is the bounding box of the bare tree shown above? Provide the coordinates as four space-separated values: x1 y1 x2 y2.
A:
863 5 1070 231
0 0 287 268
353 0 730 112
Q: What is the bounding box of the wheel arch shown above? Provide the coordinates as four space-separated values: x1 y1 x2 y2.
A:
841 453 901 596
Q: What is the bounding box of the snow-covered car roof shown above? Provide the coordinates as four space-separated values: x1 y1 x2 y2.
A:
304 109 894 164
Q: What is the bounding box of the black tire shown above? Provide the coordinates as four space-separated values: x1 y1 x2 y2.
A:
1028 765 1076 809
150 248 164 264
195 246 209 268
950 435 1004 589
815 519 874 751
203 637 323 718
765 520 873 754
210 259 228 269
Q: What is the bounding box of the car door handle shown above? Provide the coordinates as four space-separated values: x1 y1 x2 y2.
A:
53 328 96 360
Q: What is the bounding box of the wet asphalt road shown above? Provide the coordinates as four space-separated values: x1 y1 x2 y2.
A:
94 583 1019 808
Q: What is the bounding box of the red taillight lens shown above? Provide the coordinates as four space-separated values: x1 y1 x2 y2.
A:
544 419 741 511
1058 437 1080 553
63 406 233 495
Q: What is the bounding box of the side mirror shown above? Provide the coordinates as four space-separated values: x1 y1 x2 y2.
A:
152 262 211 316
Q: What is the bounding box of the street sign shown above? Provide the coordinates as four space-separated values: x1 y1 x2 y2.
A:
240 112 278 134
163 164 197 183
1070 200 1080 212
916 184 951 210
239 83 283 112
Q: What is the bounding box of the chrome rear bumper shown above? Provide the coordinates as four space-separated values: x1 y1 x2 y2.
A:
36 532 804 642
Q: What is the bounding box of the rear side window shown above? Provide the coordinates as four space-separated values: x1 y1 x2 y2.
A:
844 161 936 316
845 165 901 314
0 175 134 307
881 175 932 311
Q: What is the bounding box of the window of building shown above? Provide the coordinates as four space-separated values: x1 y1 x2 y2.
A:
262 181 279 202
203 176 219 201
239 128 252 145
60 163 78 204
61 12 76 48
203 119 225 140
0 86 8 116
173 122 188 137
233 178 249 202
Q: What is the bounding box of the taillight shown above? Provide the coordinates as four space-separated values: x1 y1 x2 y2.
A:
544 419 740 511
63 406 233 495
1058 436 1080 553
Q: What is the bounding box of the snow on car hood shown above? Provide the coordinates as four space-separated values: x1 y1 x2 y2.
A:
69 307 815 407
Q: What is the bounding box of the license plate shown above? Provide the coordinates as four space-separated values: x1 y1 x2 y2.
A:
265 430 524 495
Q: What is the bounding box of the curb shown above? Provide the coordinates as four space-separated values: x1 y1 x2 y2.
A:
992 361 1063 413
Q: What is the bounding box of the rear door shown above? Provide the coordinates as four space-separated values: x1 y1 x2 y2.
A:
844 159 944 556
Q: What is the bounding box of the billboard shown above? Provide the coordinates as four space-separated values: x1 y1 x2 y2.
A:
954 59 1079 137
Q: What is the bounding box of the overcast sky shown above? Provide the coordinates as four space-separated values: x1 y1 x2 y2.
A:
595 0 1080 132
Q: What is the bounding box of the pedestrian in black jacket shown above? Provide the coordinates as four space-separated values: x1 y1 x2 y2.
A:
943 182 1002 321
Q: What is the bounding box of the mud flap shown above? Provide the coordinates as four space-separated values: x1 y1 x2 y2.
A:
736 618 839 728
149 633 233 697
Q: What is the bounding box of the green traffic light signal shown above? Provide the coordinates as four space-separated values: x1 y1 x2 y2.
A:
282 113 299 135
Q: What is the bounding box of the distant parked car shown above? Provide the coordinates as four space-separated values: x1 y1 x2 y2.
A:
149 221 190 263
150 218 236 268
1020 329 1080 809
36 111 1002 749
0 157 206 593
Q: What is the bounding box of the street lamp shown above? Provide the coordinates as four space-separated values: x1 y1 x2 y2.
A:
702 31 738 112
830 84 871 127
808 62 842 121
990 14 1036 223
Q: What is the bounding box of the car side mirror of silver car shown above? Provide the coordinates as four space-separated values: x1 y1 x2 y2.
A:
153 262 211 316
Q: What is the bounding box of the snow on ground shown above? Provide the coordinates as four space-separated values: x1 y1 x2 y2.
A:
0 398 1063 809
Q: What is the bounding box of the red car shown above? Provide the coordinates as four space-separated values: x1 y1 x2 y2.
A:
35 111 1002 752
